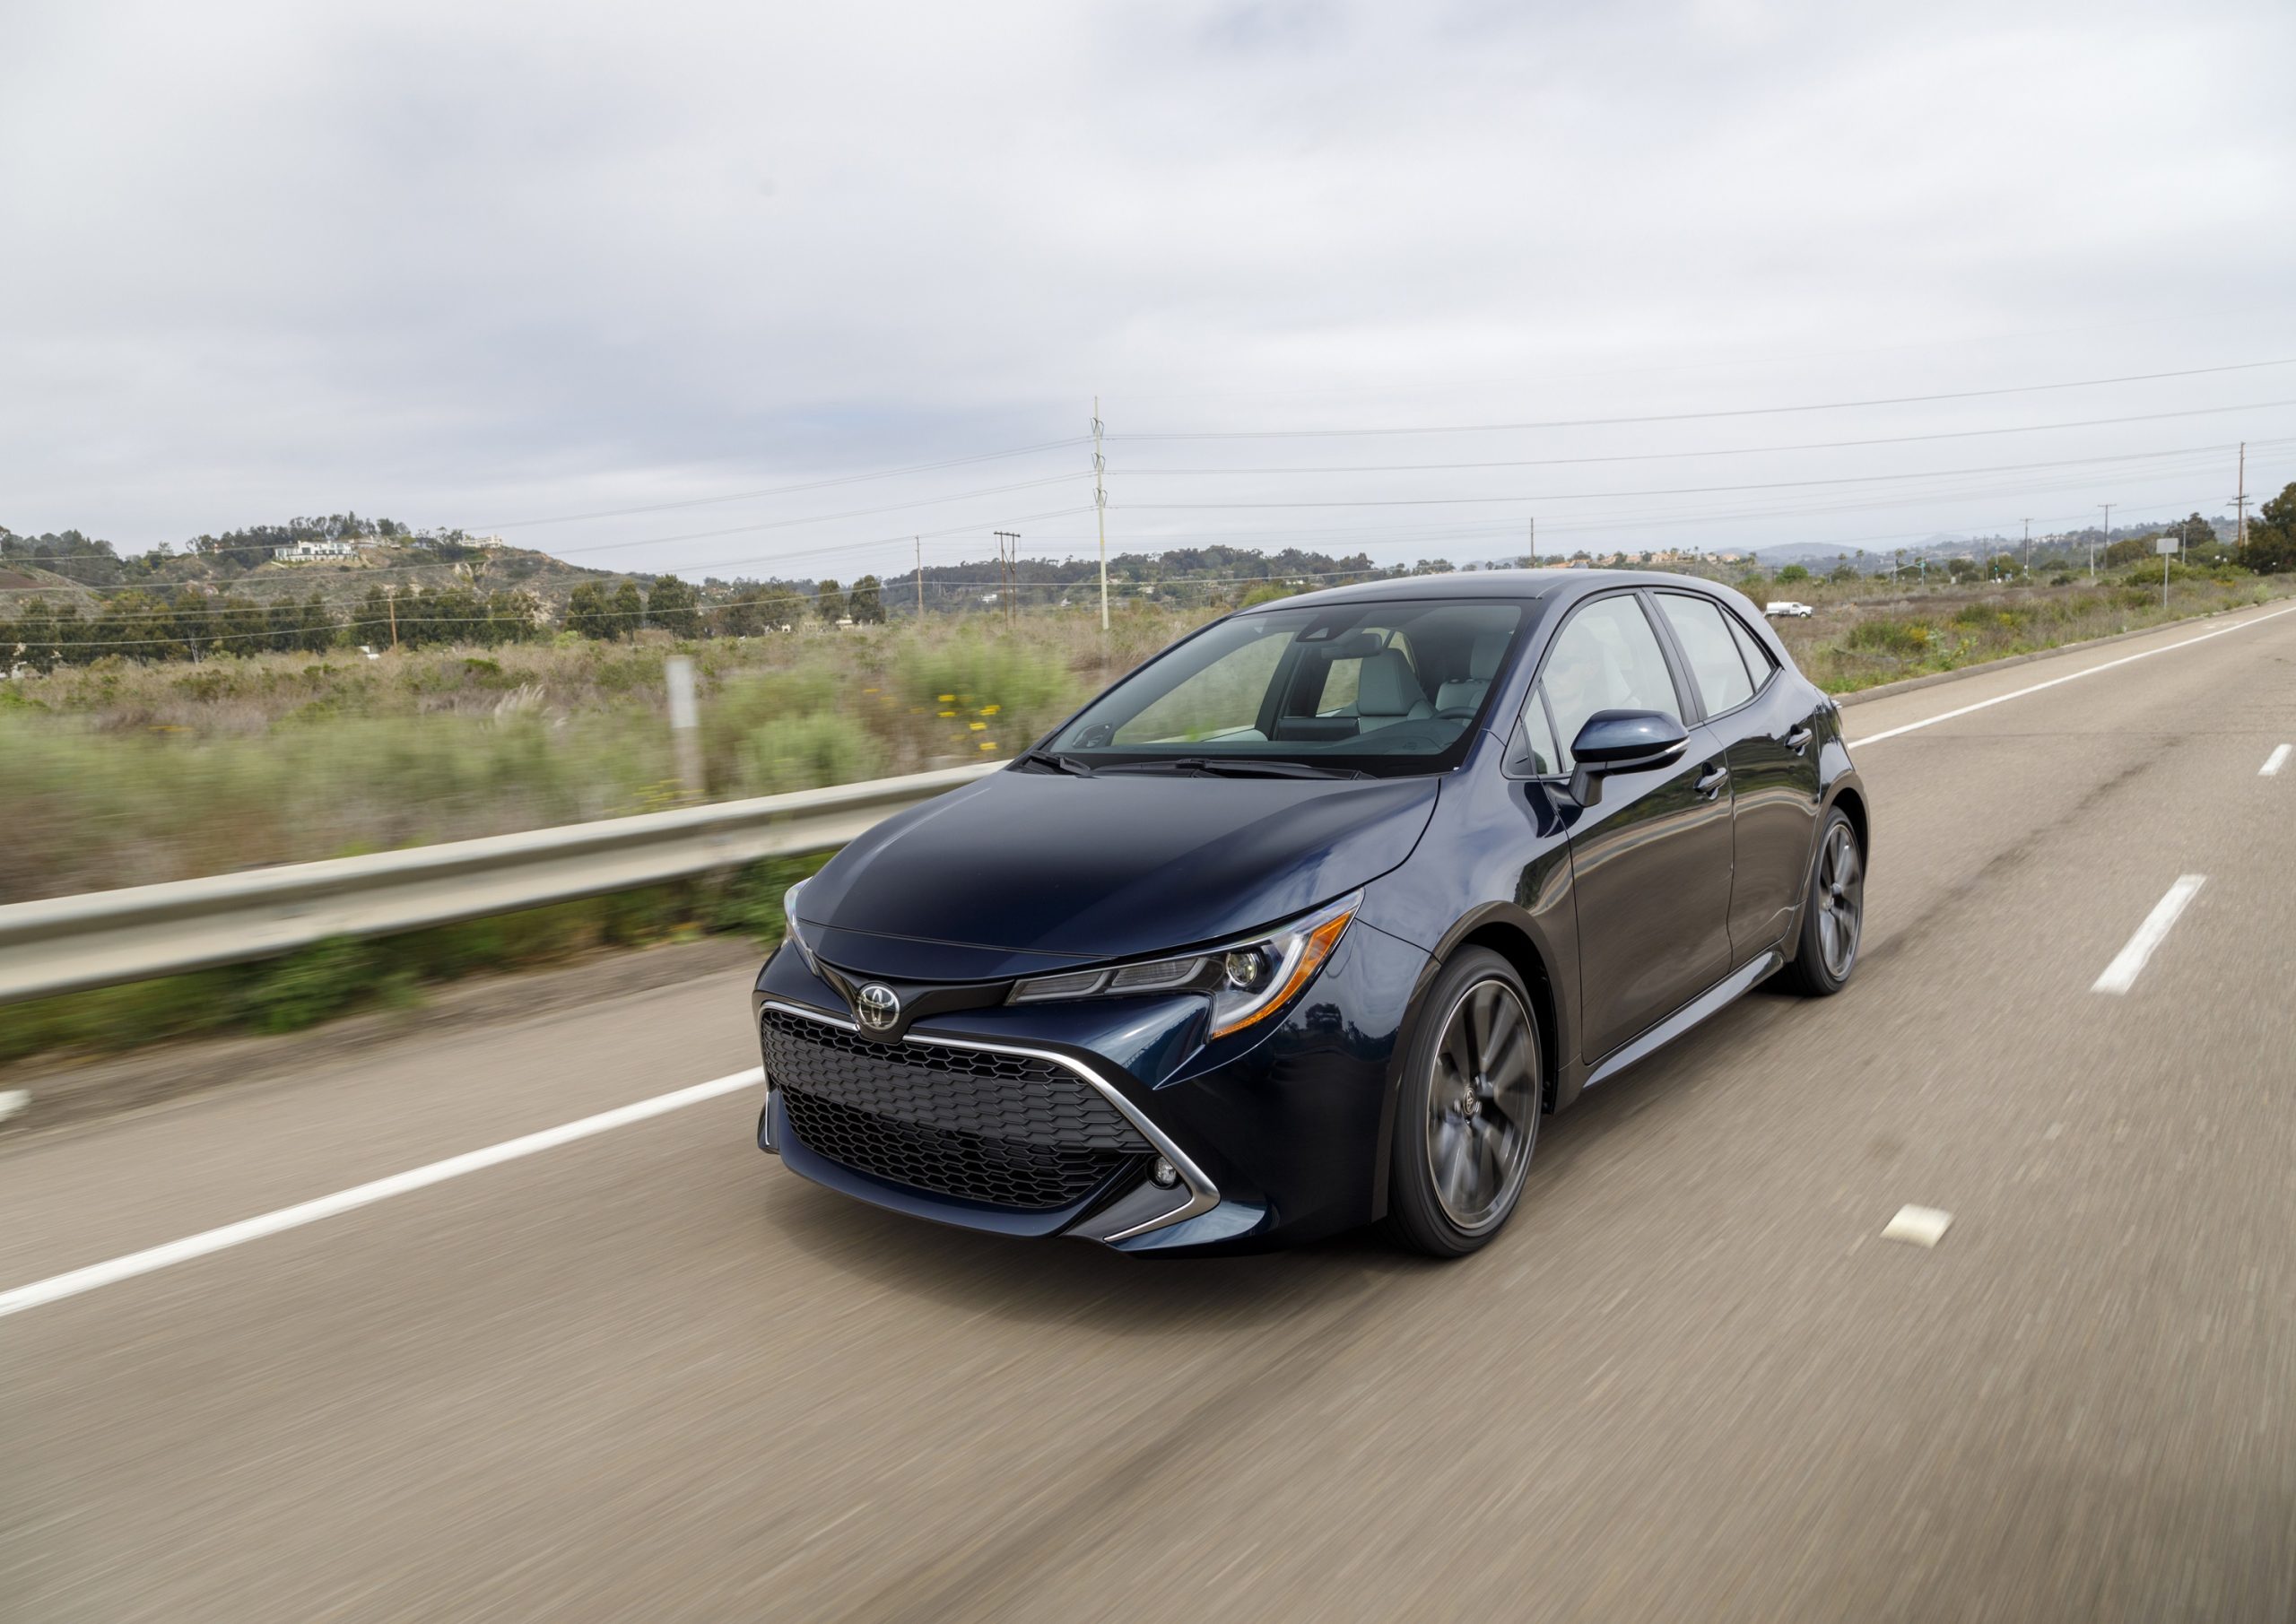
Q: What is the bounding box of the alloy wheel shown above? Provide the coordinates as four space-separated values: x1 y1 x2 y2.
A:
1816 821 1864 979
1424 979 1539 1233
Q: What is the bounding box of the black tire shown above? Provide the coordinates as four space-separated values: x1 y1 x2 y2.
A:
1777 807 1864 996
1384 948 1544 1258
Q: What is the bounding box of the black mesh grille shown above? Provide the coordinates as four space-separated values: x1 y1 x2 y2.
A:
762 1009 1149 1210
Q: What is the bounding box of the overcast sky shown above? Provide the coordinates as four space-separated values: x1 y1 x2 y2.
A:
4 0 2292 582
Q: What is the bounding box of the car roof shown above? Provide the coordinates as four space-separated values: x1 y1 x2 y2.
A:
1244 568 1735 613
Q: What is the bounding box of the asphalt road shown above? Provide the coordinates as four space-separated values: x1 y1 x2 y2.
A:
7 602 2296 1622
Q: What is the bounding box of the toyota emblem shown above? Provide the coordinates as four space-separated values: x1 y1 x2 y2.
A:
855 983 900 1031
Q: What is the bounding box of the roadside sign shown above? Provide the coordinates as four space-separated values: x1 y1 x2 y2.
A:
2156 535 2178 554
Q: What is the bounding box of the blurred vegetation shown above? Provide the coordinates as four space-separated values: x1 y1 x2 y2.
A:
1766 567 2285 694
0 613 1189 904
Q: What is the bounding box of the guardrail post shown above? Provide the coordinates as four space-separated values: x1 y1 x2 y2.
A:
665 656 705 801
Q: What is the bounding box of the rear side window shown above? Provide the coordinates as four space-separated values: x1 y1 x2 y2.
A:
1656 593 1755 716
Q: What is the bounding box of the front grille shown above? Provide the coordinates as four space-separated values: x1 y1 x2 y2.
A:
761 1008 1149 1211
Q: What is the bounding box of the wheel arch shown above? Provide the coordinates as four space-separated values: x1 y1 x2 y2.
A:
1370 908 1566 1219
1827 781 1870 861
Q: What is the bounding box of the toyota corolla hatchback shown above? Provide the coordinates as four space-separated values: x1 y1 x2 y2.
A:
752 571 1867 1256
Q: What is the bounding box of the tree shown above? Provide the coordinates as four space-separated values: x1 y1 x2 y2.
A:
9 598 58 673
1776 563 1811 583
352 585 396 648
610 581 645 639
815 579 847 623
847 575 886 624
2237 482 2296 574
645 574 702 637
484 589 541 644
564 582 613 639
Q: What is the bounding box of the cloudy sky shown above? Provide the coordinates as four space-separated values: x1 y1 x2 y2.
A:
3 0 2292 584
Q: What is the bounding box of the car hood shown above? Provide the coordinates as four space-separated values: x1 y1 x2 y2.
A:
798 768 1439 975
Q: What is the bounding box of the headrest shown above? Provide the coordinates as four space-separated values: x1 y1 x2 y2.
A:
1356 650 1427 716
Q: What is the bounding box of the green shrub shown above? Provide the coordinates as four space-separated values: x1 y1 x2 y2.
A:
246 938 378 1032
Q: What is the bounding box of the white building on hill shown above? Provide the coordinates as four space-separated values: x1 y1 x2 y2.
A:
273 539 359 563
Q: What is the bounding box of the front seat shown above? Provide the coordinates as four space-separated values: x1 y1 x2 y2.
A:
1434 632 1510 714
1354 650 1433 730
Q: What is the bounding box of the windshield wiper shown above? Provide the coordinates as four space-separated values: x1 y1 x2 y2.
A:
1097 757 1370 780
1014 749 1096 777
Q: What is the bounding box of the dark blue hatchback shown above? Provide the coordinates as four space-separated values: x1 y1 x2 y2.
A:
753 570 1867 1255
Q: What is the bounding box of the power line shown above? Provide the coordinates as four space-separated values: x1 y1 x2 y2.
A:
9 489 2246 647
7 473 1091 569
1110 357 2296 440
467 435 1093 532
1118 440 2285 512
4 508 1101 625
1110 398 2296 476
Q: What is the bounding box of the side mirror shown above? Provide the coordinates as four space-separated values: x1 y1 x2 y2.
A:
1567 709 1688 806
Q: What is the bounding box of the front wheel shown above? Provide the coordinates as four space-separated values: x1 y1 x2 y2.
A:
1778 807 1864 995
1384 949 1544 1258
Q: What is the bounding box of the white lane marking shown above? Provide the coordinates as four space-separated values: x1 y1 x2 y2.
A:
1854 603 2296 747
1882 1205 1952 1248
2092 876 2206 994
2263 744 2292 777
0 1066 764 1321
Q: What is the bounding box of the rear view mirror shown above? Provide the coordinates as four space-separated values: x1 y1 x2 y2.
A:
1568 709 1688 806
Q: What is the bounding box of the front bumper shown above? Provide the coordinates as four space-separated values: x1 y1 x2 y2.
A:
752 918 1429 1254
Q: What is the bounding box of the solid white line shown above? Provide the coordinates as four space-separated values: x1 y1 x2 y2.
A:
1854 603 2296 747
2091 877 2206 995
2263 744 2292 777
0 1066 764 1321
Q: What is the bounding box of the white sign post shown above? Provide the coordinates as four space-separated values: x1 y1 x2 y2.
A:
2156 534 2177 608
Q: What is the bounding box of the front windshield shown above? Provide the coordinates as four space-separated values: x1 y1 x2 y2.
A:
1045 598 1532 777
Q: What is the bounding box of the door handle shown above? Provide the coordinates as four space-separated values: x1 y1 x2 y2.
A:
1694 762 1729 798
1783 725 1813 753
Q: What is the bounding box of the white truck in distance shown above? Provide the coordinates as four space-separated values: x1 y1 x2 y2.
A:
1765 601 1815 618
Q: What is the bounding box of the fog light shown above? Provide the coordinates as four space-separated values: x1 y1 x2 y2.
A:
1151 1156 1178 1188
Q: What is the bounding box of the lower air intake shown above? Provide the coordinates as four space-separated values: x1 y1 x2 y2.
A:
762 1009 1148 1211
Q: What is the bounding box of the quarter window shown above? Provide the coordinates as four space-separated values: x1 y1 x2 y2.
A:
1514 688 1562 775
1539 595 1682 770
1656 594 1755 716
1726 612 1776 692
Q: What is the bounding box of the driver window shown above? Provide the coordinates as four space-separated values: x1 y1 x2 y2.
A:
1538 595 1682 770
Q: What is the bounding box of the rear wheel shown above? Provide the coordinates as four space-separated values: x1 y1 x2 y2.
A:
1779 807 1863 995
1384 949 1543 1258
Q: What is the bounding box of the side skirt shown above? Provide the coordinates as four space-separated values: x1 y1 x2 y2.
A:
1580 949 1784 1093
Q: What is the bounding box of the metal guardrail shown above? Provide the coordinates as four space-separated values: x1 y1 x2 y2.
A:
0 762 1001 1006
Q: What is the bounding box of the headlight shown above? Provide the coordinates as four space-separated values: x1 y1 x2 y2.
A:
1008 891 1359 1040
781 877 820 974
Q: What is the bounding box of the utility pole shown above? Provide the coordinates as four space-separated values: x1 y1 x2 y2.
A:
1092 398 1109 631
914 536 924 619
384 585 398 650
1526 516 1535 568
2022 517 2031 578
2095 503 2110 581
2235 441 2249 550
994 531 1020 626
